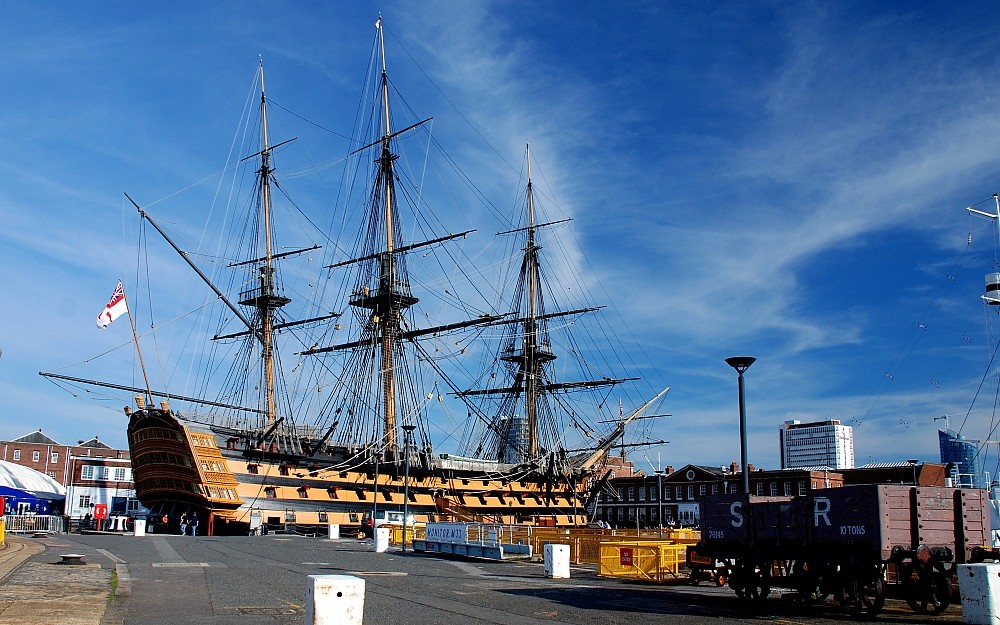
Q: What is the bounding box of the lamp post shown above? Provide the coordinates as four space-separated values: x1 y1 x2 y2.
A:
907 459 919 486
655 469 664 538
725 356 756 495
401 424 416 553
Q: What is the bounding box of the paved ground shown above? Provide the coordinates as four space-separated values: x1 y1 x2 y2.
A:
0 532 972 625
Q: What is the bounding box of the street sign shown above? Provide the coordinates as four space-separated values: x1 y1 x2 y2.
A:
94 503 108 520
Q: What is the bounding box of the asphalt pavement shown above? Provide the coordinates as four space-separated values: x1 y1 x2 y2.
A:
0 532 968 625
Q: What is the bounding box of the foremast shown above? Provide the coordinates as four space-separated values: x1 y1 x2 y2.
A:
457 145 636 468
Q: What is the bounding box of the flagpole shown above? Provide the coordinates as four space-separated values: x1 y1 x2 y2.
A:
120 281 154 406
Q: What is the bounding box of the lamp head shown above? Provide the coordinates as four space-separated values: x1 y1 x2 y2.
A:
401 424 416 432
725 356 756 373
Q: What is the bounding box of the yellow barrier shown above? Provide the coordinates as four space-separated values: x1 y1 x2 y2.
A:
598 541 688 583
528 528 699 565
0 518 4 547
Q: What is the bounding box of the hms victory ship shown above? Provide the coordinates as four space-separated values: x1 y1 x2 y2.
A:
43 18 667 536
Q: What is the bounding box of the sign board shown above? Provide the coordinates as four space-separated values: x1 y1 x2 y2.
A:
93 503 108 520
424 522 470 544
619 547 633 567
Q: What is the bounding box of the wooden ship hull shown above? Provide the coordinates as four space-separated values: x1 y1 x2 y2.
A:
127 399 591 536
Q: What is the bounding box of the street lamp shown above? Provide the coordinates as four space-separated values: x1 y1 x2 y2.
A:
907 459 919 486
655 469 664 538
401 424 416 553
725 356 756 495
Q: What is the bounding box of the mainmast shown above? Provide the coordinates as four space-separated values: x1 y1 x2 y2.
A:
517 146 551 457
376 18 400 450
238 60 290 425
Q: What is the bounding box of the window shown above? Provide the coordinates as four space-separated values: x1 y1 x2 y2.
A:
756 482 765 496
711 483 719 495
637 486 644 501
798 481 808 496
114 467 127 482
12 450 20 461
51 452 59 463
78 495 91 508
247 464 259 474
783 482 792 496
81 465 94 480
699 485 707 496
297 487 309 499
687 485 694 500
47 471 56 479
264 487 277 499
32 451 40 462
769 482 778 496
628 487 635 501
675 486 683 500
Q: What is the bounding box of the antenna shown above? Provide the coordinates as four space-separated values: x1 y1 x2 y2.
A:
933 414 951 431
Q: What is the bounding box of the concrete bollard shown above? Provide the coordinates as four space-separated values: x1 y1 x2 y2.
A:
305 574 364 625
373 527 390 553
958 563 1000 625
543 543 570 578
327 524 340 540
133 519 146 537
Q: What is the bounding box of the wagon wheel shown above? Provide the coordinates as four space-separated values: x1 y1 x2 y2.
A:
793 560 828 603
901 563 951 615
733 562 770 605
836 566 885 619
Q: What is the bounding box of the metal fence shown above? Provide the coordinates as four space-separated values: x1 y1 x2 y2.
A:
3 515 65 534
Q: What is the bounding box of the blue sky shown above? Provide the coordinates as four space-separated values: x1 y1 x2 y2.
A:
4 2 1000 477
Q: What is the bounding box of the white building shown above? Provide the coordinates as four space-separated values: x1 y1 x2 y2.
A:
65 455 146 520
779 419 855 469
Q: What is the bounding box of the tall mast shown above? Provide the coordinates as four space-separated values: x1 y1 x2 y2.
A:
377 17 400 451
239 59 290 426
524 145 541 456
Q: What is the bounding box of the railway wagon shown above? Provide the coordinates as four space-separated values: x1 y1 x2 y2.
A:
695 484 990 618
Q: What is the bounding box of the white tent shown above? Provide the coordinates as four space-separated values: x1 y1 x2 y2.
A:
0 459 65 498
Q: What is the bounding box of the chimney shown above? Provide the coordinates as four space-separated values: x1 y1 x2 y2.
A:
665 465 673 475
730 461 739 474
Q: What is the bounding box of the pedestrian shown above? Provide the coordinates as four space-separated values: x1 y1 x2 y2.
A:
190 511 199 536
180 512 189 536
161 514 169 534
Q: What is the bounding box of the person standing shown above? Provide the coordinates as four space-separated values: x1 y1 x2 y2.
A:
190 511 199 536
180 512 189 536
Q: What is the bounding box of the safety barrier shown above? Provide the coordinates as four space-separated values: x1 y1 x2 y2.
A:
3 515 65 534
529 528 699 565
598 540 688 583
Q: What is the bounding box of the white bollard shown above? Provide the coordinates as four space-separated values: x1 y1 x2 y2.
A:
958 563 1000 625
133 519 146 537
543 543 570 579
373 527 390 553
305 574 364 625
327 524 340 540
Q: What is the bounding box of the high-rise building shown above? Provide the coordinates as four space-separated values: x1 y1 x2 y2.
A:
938 429 982 488
779 419 855 469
